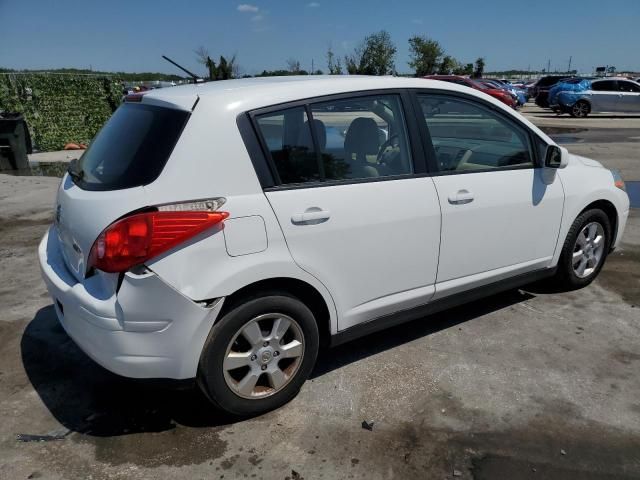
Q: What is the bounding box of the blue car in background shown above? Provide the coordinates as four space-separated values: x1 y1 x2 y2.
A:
549 77 640 117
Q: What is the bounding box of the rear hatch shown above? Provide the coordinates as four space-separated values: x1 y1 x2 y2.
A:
54 101 191 282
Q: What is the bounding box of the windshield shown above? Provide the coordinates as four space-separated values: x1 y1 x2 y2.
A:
70 103 190 191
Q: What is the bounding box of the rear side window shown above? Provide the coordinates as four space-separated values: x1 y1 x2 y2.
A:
255 107 321 184
255 94 413 186
72 103 189 191
618 81 640 93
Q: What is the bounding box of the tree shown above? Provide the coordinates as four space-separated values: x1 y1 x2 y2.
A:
344 30 396 75
473 57 485 79
452 62 474 76
437 55 457 75
194 46 210 67
286 58 302 74
408 36 443 76
327 45 343 75
194 46 237 80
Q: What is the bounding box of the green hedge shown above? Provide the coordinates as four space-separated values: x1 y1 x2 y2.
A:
0 73 121 152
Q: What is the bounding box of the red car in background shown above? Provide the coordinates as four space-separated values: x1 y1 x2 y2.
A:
424 75 517 109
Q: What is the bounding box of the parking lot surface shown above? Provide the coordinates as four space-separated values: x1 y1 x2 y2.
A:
0 108 639 479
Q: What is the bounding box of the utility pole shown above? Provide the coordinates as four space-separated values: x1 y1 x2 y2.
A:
568 56 572 74
547 59 551 74
311 58 314 74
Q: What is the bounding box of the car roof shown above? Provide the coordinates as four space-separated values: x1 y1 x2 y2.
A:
594 77 636 81
143 75 483 111
140 74 556 152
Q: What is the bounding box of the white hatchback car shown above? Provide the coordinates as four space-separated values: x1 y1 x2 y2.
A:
39 76 629 415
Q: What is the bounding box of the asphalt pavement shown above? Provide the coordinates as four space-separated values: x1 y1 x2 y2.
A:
0 105 638 479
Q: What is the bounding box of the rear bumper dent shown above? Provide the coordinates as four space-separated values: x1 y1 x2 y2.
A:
39 227 224 379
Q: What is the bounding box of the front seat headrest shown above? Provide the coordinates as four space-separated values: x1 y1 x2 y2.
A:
344 117 380 160
297 119 327 152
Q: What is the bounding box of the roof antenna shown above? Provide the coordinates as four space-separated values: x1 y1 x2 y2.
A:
162 55 202 84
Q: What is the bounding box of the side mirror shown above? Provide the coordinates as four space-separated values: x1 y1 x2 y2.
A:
544 145 568 169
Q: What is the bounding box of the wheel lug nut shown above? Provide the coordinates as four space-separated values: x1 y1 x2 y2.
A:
261 365 267 371
273 351 280 357
263 341 269 347
250 354 257 361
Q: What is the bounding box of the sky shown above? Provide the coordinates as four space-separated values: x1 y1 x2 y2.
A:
1 0 640 76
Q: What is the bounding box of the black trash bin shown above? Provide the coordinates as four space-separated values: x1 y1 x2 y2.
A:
0 113 32 170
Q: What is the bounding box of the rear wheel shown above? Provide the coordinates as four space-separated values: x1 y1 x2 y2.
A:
554 209 611 289
571 100 590 118
198 292 319 416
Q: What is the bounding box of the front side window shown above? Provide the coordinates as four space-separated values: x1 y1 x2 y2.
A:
254 94 413 185
592 81 618 92
417 94 534 173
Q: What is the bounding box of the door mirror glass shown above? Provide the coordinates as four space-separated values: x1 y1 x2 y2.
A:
544 145 565 168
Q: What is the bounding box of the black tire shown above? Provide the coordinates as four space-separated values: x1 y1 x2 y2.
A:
198 292 319 416
554 208 611 290
571 100 590 118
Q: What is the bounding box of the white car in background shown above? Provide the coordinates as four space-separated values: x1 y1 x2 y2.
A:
556 78 640 117
39 76 629 415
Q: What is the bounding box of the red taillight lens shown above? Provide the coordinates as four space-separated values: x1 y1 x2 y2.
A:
88 211 228 273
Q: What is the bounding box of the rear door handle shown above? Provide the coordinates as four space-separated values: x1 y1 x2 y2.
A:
448 189 474 205
291 208 331 225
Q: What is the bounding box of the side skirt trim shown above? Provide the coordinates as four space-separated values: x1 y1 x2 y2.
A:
329 267 556 347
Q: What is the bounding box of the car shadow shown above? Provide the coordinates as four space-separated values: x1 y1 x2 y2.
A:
311 288 534 377
20 306 238 436
22 289 534 436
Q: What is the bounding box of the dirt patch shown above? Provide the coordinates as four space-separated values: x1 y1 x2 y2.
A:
85 427 229 468
472 455 638 480
597 246 640 306
329 393 640 479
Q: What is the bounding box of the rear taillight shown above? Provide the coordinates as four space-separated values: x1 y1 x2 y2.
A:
88 208 229 273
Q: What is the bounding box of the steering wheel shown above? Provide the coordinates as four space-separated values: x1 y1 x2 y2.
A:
377 133 400 164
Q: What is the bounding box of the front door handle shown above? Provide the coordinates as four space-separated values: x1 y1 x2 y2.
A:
291 208 331 225
448 189 474 205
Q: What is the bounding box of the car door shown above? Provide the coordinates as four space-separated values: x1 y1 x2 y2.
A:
413 91 564 299
617 80 640 112
590 80 620 112
253 93 441 331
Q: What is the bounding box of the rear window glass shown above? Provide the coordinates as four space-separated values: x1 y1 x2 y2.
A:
71 103 189 191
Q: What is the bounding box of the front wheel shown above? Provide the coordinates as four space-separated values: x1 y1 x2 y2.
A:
571 100 590 118
554 209 611 289
198 292 319 416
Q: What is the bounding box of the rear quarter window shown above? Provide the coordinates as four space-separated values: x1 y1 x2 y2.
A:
72 103 190 191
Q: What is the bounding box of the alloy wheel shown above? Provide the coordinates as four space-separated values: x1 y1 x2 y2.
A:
223 313 305 399
572 102 589 118
572 222 605 279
